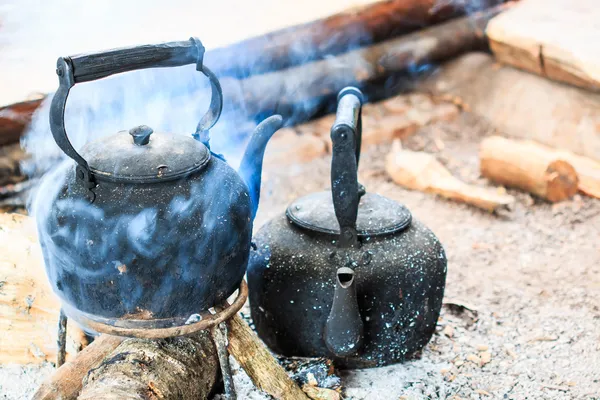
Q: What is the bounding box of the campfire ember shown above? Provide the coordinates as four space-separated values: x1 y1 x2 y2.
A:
1 0 600 399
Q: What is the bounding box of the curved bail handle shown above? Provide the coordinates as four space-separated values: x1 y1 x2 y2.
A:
49 37 223 188
330 87 363 248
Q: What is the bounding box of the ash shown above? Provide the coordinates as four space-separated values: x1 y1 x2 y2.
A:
3 114 600 400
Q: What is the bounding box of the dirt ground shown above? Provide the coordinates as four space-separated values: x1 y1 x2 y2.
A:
2 112 599 399
251 112 600 400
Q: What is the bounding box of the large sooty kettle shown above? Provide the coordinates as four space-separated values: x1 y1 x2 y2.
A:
36 38 282 333
247 87 447 368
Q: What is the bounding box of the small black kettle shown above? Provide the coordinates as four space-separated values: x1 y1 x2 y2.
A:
247 88 447 368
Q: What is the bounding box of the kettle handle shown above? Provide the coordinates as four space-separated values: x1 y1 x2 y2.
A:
49 37 223 189
330 87 363 248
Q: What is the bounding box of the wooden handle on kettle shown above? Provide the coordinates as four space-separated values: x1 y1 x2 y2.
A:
68 38 204 83
330 87 363 248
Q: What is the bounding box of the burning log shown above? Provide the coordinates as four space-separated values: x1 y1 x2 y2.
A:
487 0 600 91
32 335 124 400
0 213 88 365
223 4 511 118
385 141 515 212
480 136 579 202
206 0 509 78
419 52 600 161
227 314 310 400
78 333 219 400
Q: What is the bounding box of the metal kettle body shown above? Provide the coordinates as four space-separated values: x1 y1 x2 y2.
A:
35 38 282 330
247 88 447 368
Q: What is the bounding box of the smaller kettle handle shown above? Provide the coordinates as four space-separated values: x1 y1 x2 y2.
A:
49 37 223 189
330 87 363 248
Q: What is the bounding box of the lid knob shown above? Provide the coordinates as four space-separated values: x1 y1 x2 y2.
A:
129 125 154 145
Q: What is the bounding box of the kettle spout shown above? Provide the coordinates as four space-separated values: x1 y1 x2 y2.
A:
238 115 283 220
324 267 364 357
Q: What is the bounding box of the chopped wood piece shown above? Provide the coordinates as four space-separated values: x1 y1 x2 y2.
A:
480 136 579 202
419 52 600 161
228 314 309 400
32 335 125 400
385 142 515 212
77 333 219 400
0 213 87 365
487 0 600 91
302 385 342 400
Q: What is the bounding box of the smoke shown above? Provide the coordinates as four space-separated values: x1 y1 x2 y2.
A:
12 0 497 328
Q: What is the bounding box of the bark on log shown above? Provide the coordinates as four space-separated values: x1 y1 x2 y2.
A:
418 52 600 161
480 136 579 202
480 136 600 200
385 141 515 212
32 335 125 400
78 332 219 400
228 314 309 400
2 4 510 147
206 0 509 78
222 4 511 119
486 0 600 91
0 213 87 365
0 98 44 146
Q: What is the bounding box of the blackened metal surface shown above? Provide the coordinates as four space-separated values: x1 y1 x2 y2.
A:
39 156 252 325
80 129 210 183
247 214 447 369
49 37 223 189
286 192 412 237
324 267 364 357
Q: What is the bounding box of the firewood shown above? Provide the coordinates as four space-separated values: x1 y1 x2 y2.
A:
228 313 310 400
418 52 600 161
481 136 600 200
480 136 579 202
32 335 125 400
385 141 515 212
77 333 219 400
0 98 43 146
207 0 510 78
2 5 509 148
487 0 600 91
223 5 511 119
0 213 88 365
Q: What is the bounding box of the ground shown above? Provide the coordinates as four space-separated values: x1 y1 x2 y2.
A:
1 112 599 399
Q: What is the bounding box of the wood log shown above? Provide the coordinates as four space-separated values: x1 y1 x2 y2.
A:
3 4 509 147
77 333 219 400
32 335 125 400
0 98 44 146
206 0 509 78
0 213 87 365
385 141 515 212
228 313 309 400
419 52 600 161
222 4 511 120
480 136 600 200
480 136 579 202
486 0 600 91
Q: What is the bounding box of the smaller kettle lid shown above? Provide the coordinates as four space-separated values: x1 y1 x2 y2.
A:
286 192 412 238
80 125 210 183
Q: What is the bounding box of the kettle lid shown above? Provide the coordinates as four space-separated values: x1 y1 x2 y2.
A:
80 125 210 183
286 191 412 237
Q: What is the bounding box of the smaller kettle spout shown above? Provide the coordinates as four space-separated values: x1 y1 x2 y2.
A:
238 115 283 220
324 267 364 358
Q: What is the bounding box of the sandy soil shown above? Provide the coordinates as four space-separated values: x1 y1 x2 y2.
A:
2 113 599 399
